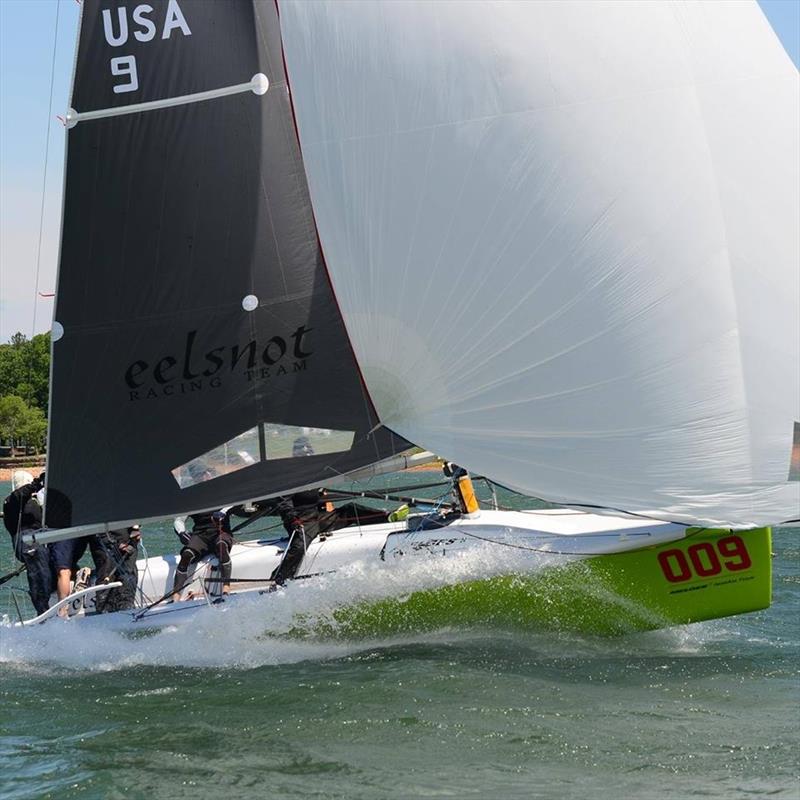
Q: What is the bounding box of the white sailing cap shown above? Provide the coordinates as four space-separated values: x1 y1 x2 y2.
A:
11 470 34 491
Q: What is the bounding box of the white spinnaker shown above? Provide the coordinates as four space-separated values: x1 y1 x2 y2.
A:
280 0 800 528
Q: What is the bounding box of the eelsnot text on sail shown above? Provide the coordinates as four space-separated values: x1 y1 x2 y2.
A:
124 325 314 402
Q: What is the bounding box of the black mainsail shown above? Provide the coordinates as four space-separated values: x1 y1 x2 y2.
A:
45 0 409 529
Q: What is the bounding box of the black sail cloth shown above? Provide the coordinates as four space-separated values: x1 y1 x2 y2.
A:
47 0 409 527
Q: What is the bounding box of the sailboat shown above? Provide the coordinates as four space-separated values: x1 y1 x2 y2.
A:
17 0 798 634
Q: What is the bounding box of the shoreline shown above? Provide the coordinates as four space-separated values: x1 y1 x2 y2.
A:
1 463 46 482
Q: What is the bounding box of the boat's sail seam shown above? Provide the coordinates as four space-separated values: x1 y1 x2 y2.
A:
64 73 268 128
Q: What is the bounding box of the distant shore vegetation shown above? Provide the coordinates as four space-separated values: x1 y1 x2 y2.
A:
0 332 50 454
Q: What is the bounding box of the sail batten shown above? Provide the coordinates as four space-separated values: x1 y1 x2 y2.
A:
65 73 268 127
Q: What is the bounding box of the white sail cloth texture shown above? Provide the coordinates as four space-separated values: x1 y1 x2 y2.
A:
279 0 800 528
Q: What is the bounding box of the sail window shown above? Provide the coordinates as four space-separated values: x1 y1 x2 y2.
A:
242 294 259 311
171 424 355 486
172 426 260 488
262 424 355 461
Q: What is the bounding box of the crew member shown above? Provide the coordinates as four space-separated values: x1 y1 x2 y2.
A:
93 524 142 613
266 489 409 587
50 529 105 608
171 510 233 600
2 470 53 615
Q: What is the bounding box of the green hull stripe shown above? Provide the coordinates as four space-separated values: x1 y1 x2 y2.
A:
297 528 772 638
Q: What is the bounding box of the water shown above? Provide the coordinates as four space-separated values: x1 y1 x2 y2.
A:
1 477 798 799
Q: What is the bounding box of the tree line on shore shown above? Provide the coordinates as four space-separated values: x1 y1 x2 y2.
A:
0 332 50 453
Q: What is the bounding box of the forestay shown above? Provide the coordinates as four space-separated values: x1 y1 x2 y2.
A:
279 0 800 528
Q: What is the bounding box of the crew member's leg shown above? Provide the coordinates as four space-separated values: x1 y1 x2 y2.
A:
92 532 135 613
51 537 89 600
21 541 53 616
171 534 210 600
114 536 140 611
90 533 116 584
216 532 234 595
269 517 321 585
98 543 139 613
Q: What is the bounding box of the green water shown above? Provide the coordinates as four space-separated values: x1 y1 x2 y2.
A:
1 477 798 799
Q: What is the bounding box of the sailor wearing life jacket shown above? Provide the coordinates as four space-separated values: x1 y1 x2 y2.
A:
2 470 53 615
93 524 142 613
171 510 233 601
265 489 409 587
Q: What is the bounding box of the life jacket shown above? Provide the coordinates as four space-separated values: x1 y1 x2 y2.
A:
2 485 42 538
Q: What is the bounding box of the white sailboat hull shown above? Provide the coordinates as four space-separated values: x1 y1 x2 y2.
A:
18 510 772 635
141 510 688 599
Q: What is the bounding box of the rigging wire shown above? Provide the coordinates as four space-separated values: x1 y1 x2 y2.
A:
0 563 27 588
28 0 61 354
477 477 698 528
438 526 675 558
384 476 706 556
137 539 156 605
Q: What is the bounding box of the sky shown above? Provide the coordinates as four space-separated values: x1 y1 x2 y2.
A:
0 0 798 342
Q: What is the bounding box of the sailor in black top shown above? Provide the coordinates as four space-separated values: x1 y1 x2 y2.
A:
171 510 233 600
93 524 141 613
266 489 406 586
2 470 53 615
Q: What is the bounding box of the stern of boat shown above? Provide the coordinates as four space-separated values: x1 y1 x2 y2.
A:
323 526 772 637
580 526 772 631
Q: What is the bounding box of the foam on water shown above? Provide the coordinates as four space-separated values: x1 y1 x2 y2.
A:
0 543 530 669
0 541 729 672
